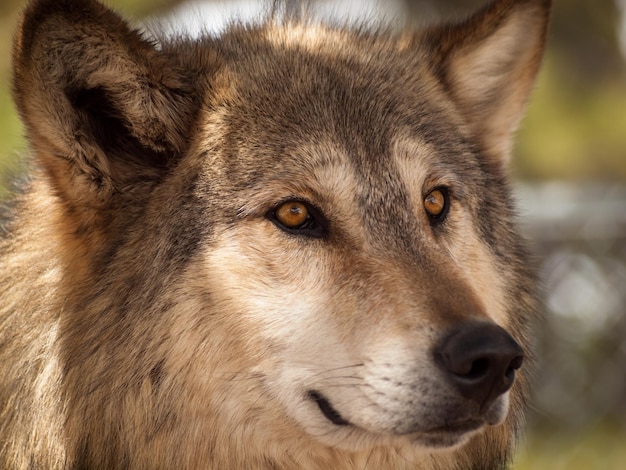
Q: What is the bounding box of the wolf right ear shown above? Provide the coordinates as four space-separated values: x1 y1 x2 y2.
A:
13 0 205 205
422 0 551 167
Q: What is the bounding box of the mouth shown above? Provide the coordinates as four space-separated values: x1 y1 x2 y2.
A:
308 389 485 443
307 390 351 426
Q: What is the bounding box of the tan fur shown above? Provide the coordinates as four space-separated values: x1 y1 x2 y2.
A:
1 0 550 468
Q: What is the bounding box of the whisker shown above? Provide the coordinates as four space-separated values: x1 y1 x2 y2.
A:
306 363 366 379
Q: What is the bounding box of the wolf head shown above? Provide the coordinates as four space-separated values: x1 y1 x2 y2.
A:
12 0 550 467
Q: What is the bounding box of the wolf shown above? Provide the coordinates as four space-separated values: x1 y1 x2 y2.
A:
0 0 550 468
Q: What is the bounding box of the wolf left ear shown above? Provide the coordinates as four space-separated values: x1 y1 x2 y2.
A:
423 0 551 165
12 0 206 207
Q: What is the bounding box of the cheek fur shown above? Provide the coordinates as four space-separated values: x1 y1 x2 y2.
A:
202 223 335 345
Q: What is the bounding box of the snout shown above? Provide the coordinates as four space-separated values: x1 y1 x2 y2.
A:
434 322 524 412
292 320 526 449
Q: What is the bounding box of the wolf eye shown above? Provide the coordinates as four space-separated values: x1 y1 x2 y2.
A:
424 188 449 223
269 200 327 238
275 201 309 228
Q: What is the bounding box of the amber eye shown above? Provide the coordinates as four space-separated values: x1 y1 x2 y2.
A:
424 188 449 221
275 201 309 228
269 200 328 238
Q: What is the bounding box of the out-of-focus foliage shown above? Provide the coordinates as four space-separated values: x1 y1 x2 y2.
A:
0 0 186 17
516 0 626 180
515 424 626 470
517 57 626 179
0 4 23 199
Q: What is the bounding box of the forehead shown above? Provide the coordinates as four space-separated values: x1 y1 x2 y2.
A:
207 23 475 176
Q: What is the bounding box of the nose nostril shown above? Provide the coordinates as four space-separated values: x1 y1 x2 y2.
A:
504 354 524 380
467 357 490 379
510 354 524 371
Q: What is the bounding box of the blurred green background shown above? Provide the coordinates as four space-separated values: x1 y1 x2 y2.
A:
1 1 625 468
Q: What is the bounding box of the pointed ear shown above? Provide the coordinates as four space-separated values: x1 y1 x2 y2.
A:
423 0 551 165
12 0 204 206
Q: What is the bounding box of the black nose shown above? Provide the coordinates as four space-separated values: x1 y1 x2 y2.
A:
435 322 524 410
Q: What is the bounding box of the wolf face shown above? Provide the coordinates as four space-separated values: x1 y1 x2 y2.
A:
1 0 550 468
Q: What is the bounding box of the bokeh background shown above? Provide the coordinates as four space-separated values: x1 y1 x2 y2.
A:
1 1 625 468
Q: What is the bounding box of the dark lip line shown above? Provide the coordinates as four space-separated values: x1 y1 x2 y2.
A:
307 390 351 426
307 389 486 439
